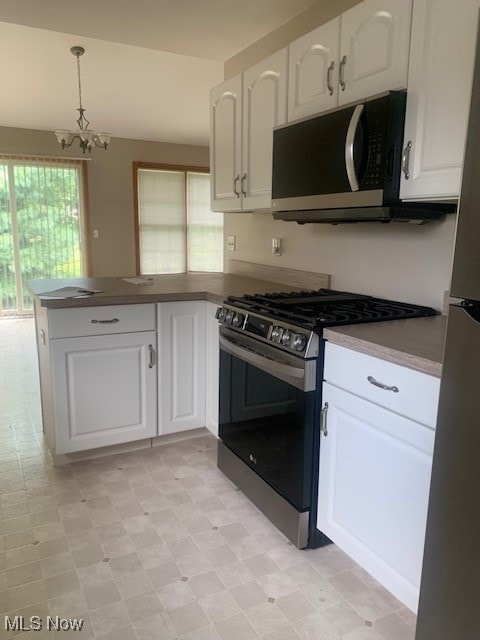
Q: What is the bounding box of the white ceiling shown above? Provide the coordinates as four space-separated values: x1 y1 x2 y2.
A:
0 0 319 146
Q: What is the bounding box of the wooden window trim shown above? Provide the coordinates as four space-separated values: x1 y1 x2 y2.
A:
81 161 93 277
132 162 209 276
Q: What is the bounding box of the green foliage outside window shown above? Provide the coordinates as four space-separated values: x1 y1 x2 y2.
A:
0 162 83 314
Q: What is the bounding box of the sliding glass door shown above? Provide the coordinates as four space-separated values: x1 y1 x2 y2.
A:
0 157 88 317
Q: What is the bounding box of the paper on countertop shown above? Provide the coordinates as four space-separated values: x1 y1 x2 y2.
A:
38 287 105 298
122 277 154 285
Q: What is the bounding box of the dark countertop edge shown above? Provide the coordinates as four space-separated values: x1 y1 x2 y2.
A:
33 291 224 308
323 326 443 378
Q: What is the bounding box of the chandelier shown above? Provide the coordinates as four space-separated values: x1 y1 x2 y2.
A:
55 46 111 153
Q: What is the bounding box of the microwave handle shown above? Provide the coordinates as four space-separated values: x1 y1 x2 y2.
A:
345 104 364 192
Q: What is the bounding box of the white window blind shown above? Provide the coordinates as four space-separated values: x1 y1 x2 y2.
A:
137 167 223 275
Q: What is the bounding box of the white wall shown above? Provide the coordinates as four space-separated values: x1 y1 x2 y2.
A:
225 212 456 311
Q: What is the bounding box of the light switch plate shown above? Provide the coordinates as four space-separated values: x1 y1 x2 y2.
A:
227 235 236 251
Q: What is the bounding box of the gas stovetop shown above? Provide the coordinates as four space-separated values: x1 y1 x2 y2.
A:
216 289 436 358
226 288 436 328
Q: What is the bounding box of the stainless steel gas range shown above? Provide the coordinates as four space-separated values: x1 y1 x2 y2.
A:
216 289 436 549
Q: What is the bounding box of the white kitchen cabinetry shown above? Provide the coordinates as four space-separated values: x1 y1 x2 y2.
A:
46 304 157 455
205 302 220 436
318 343 440 612
288 19 340 120
210 75 242 212
338 0 412 106
210 48 287 211
287 0 411 122
400 0 479 200
158 301 206 435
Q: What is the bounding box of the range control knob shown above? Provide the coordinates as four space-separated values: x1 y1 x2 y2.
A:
281 329 292 346
292 332 307 352
232 312 244 328
224 310 234 325
215 307 226 322
271 326 284 343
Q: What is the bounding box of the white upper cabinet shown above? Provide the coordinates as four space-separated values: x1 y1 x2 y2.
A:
338 0 412 105
210 75 242 212
210 49 287 212
400 0 479 201
242 49 288 210
288 18 340 121
286 0 411 122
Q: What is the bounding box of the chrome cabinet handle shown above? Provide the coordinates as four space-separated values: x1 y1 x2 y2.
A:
320 402 329 437
241 173 247 197
402 140 412 180
367 376 399 393
233 174 240 198
148 344 156 368
327 61 335 96
91 318 119 324
339 55 347 91
345 104 364 192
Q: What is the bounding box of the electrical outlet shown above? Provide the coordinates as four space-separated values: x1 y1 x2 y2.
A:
272 238 282 256
227 235 236 251
93 229 99 239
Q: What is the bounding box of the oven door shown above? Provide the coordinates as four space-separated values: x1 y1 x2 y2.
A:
219 327 317 511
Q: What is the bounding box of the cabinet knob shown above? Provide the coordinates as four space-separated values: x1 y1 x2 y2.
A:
148 344 156 369
241 173 247 197
402 141 412 180
367 376 399 393
339 55 347 91
320 402 328 437
327 61 335 96
233 174 240 198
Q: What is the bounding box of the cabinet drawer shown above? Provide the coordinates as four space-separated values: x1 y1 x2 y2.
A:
323 342 440 428
49 304 155 338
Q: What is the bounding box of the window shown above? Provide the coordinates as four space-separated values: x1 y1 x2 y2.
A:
134 163 223 274
0 155 88 317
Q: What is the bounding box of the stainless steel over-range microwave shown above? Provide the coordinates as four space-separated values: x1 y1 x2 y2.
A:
271 91 455 224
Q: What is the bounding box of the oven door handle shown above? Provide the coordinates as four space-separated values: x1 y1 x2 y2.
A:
219 334 313 391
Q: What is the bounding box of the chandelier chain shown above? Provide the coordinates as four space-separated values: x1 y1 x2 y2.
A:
76 53 83 111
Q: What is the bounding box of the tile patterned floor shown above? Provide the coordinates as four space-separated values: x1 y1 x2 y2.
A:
0 319 417 640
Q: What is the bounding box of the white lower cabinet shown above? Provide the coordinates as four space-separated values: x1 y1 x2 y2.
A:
318 350 438 612
51 331 157 454
205 302 220 436
158 301 206 435
37 299 221 457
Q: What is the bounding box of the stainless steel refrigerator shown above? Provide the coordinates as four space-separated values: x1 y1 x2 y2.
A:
415 19 480 640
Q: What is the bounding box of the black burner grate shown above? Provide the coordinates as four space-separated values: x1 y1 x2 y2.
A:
226 288 436 328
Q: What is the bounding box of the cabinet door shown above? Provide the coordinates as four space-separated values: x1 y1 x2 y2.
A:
158 301 206 435
51 331 157 454
339 0 412 105
242 48 288 210
400 0 479 200
205 302 219 437
318 382 435 612
288 18 340 121
210 75 243 212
